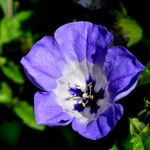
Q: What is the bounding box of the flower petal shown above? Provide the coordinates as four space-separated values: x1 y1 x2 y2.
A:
103 46 145 101
54 21 113 63
34 91 73 126
21 36 67 91
72 103 123 140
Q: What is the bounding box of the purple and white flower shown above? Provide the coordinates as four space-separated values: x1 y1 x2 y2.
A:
21 21 144 140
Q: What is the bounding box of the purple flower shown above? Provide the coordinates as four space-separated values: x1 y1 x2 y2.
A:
21 21 144 140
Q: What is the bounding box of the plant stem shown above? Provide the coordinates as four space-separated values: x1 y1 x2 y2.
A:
7 0 13 19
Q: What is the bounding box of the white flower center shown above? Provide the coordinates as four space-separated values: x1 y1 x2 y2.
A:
54 60 109 123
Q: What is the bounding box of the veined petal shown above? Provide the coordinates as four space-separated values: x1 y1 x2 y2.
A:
103 46 145 101
72 103 123 140
54 21 113 63
34 91 73 126
21 21 145 140
21 36 67 91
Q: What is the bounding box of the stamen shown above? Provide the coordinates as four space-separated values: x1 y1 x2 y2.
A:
65 95 77 101
87 82 92 87
89 95 94 99
76 86 82 89
82 93 88 98
66 77 105 113
82 102 86 107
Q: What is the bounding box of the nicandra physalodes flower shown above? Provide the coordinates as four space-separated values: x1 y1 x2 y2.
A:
21 21 145 140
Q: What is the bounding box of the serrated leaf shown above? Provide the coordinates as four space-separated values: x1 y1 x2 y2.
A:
130 118 150 150
0 82 12 104
115 12 143 47
0 11 32 44
2 61 24 84
13 100 45 131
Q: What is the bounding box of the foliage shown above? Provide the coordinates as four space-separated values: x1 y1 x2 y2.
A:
114 9 143 47
0 0 43 132
0 0 150 149
0 0 7 16
1 60 24 84
0 82 12 104
109 144 118 150
139 62 150 86
13 100 45 131
0 11 32 46
130 118 150 150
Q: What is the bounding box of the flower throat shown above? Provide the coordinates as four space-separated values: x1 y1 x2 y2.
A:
66 76 105 114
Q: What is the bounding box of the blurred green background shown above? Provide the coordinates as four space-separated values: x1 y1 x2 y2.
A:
0 0 150 149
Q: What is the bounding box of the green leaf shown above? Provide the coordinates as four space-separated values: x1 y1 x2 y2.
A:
0 0 7 16
115 11 143 47
131 134 144 150
142 125 150 150
109 144 118 150
1 60 24 84
0 11 32 44
130 118 150 150
14 11 32 22
0 56 7 66
13 100 45 131
139 62 150 86
130 118 145 135
0 82 12 104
